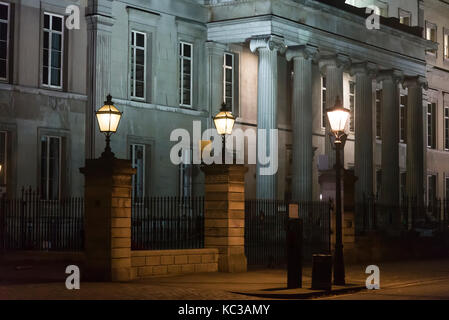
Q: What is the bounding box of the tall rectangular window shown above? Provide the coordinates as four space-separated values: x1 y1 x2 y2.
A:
223 52 234 109
349 80 355 132
399 9 411 26
427 174 437 204
376 169 382 199
427 103 436 149
321 77 327 128
400 95 407 143
179 149 192 198
130 31 146 100
130 144 145 199
446 176 449 199
0 131 6 186
43 13 64 88
426 22 437 42
376 89 382 139
179 42 192 107
40 136 61 200
444 29 449 60
445 106 449 151
0 2 10 80
400 172 407 200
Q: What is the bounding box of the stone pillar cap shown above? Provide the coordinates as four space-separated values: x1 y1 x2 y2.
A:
377 69 404 83
285 44 318 61
350 62 378 77
402 75 428 90
249 35 286 54
317 53 352 74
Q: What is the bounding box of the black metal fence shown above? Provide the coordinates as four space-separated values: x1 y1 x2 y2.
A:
357 196 449 234
0 189 84 251
244 200 331 267
131 196 204 250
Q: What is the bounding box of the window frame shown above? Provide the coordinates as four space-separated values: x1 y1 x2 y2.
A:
0 1 10 82
427 102 437 149
445 105 449 151
425 21 438 56
42 12 64 89
129 30 147 101
223 52 234 111
40 135 62 201
400 94 407 143
445 175 449 200
130 143 146 200
321 76 327 129
444 28 449 61
376 89 382 140
398 8 412 26
0 130 6 186
348 80 355 133
179 41 193 108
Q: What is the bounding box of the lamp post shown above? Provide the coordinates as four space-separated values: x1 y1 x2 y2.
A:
213 103 236 164
326 96 350 286
96 95 123 160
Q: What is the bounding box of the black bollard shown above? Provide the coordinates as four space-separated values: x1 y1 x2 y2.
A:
287 218 303 289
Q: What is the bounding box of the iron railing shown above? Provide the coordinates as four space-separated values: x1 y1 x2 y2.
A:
131 196 204 250
0 189 84 251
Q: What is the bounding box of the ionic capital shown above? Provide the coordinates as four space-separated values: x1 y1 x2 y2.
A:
402 75 428 90
285 45 318 62
377 69 404 84
249 35 286 54
318 53 352 75
350 62 378 78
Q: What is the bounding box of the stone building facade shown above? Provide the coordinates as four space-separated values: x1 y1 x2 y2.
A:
0 0 447 208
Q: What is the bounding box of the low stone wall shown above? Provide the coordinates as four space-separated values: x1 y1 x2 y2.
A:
131 248 219 279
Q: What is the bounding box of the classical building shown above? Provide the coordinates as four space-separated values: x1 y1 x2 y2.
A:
0 0 447 214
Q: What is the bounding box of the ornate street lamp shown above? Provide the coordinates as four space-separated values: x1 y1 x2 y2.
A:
326 96 350 286
96 95 123 159
213 103 236 164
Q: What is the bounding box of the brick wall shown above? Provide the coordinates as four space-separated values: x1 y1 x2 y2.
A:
131 249 219 279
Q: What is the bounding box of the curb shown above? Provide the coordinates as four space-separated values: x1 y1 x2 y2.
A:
231 285 366 300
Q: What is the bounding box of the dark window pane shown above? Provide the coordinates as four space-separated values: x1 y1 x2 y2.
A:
50 68 60 86
43 32 49 49
225 54 233 67
0 41 6 59
44 14 50 29
52 16 63 32
136 65 144 82
52 34 61 51
0 4 8 21
0 60 6 78
135 82 144 98
183 44 191 58
43 67 49 84
0 23 7 41
51 51 61 68
136 49 145 65
136 33 145 47
226 69 232 82
43 49 49 67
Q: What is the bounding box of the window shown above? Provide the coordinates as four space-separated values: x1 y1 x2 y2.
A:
444 29 449 60
0 2 10 80
321 77 327 128
43 13 64 88
400 172 407 200
427 174 437 204
223 53 234 109
349 80 355 133
179 149 192 198
376 89 382 139
446 176 449 199
40 136 61 200
399 9 411 26
376 169 382 199
130 31 146 100
427 103 436 149
400 95 407 143
179 42 193 107
445 106 449 151
0 131 6 185
426 22 437 42
130 144 145 199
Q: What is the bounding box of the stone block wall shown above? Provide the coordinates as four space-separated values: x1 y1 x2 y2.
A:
130 249 219 279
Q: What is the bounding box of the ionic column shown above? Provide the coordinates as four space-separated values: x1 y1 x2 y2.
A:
378 70 403 206
318 54 351 168
250 36 285 200
350 63 377 203
86 0 115 159
403 76 427 206
206 41 227 129
286 45 318 202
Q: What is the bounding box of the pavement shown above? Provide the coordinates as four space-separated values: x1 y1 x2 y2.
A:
0 259 449 300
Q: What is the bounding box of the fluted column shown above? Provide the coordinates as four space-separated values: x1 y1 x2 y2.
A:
351 63 377 203
86 0 115 159
286 45 318 202
318 54 351 168
403 76 427 206
250 36 285 200
378 70 403 206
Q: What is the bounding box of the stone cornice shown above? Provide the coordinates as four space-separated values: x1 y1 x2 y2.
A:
249 35 286 54
318 54 352 74
350 62 378 78
377 69 404 83
403 76 429 90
